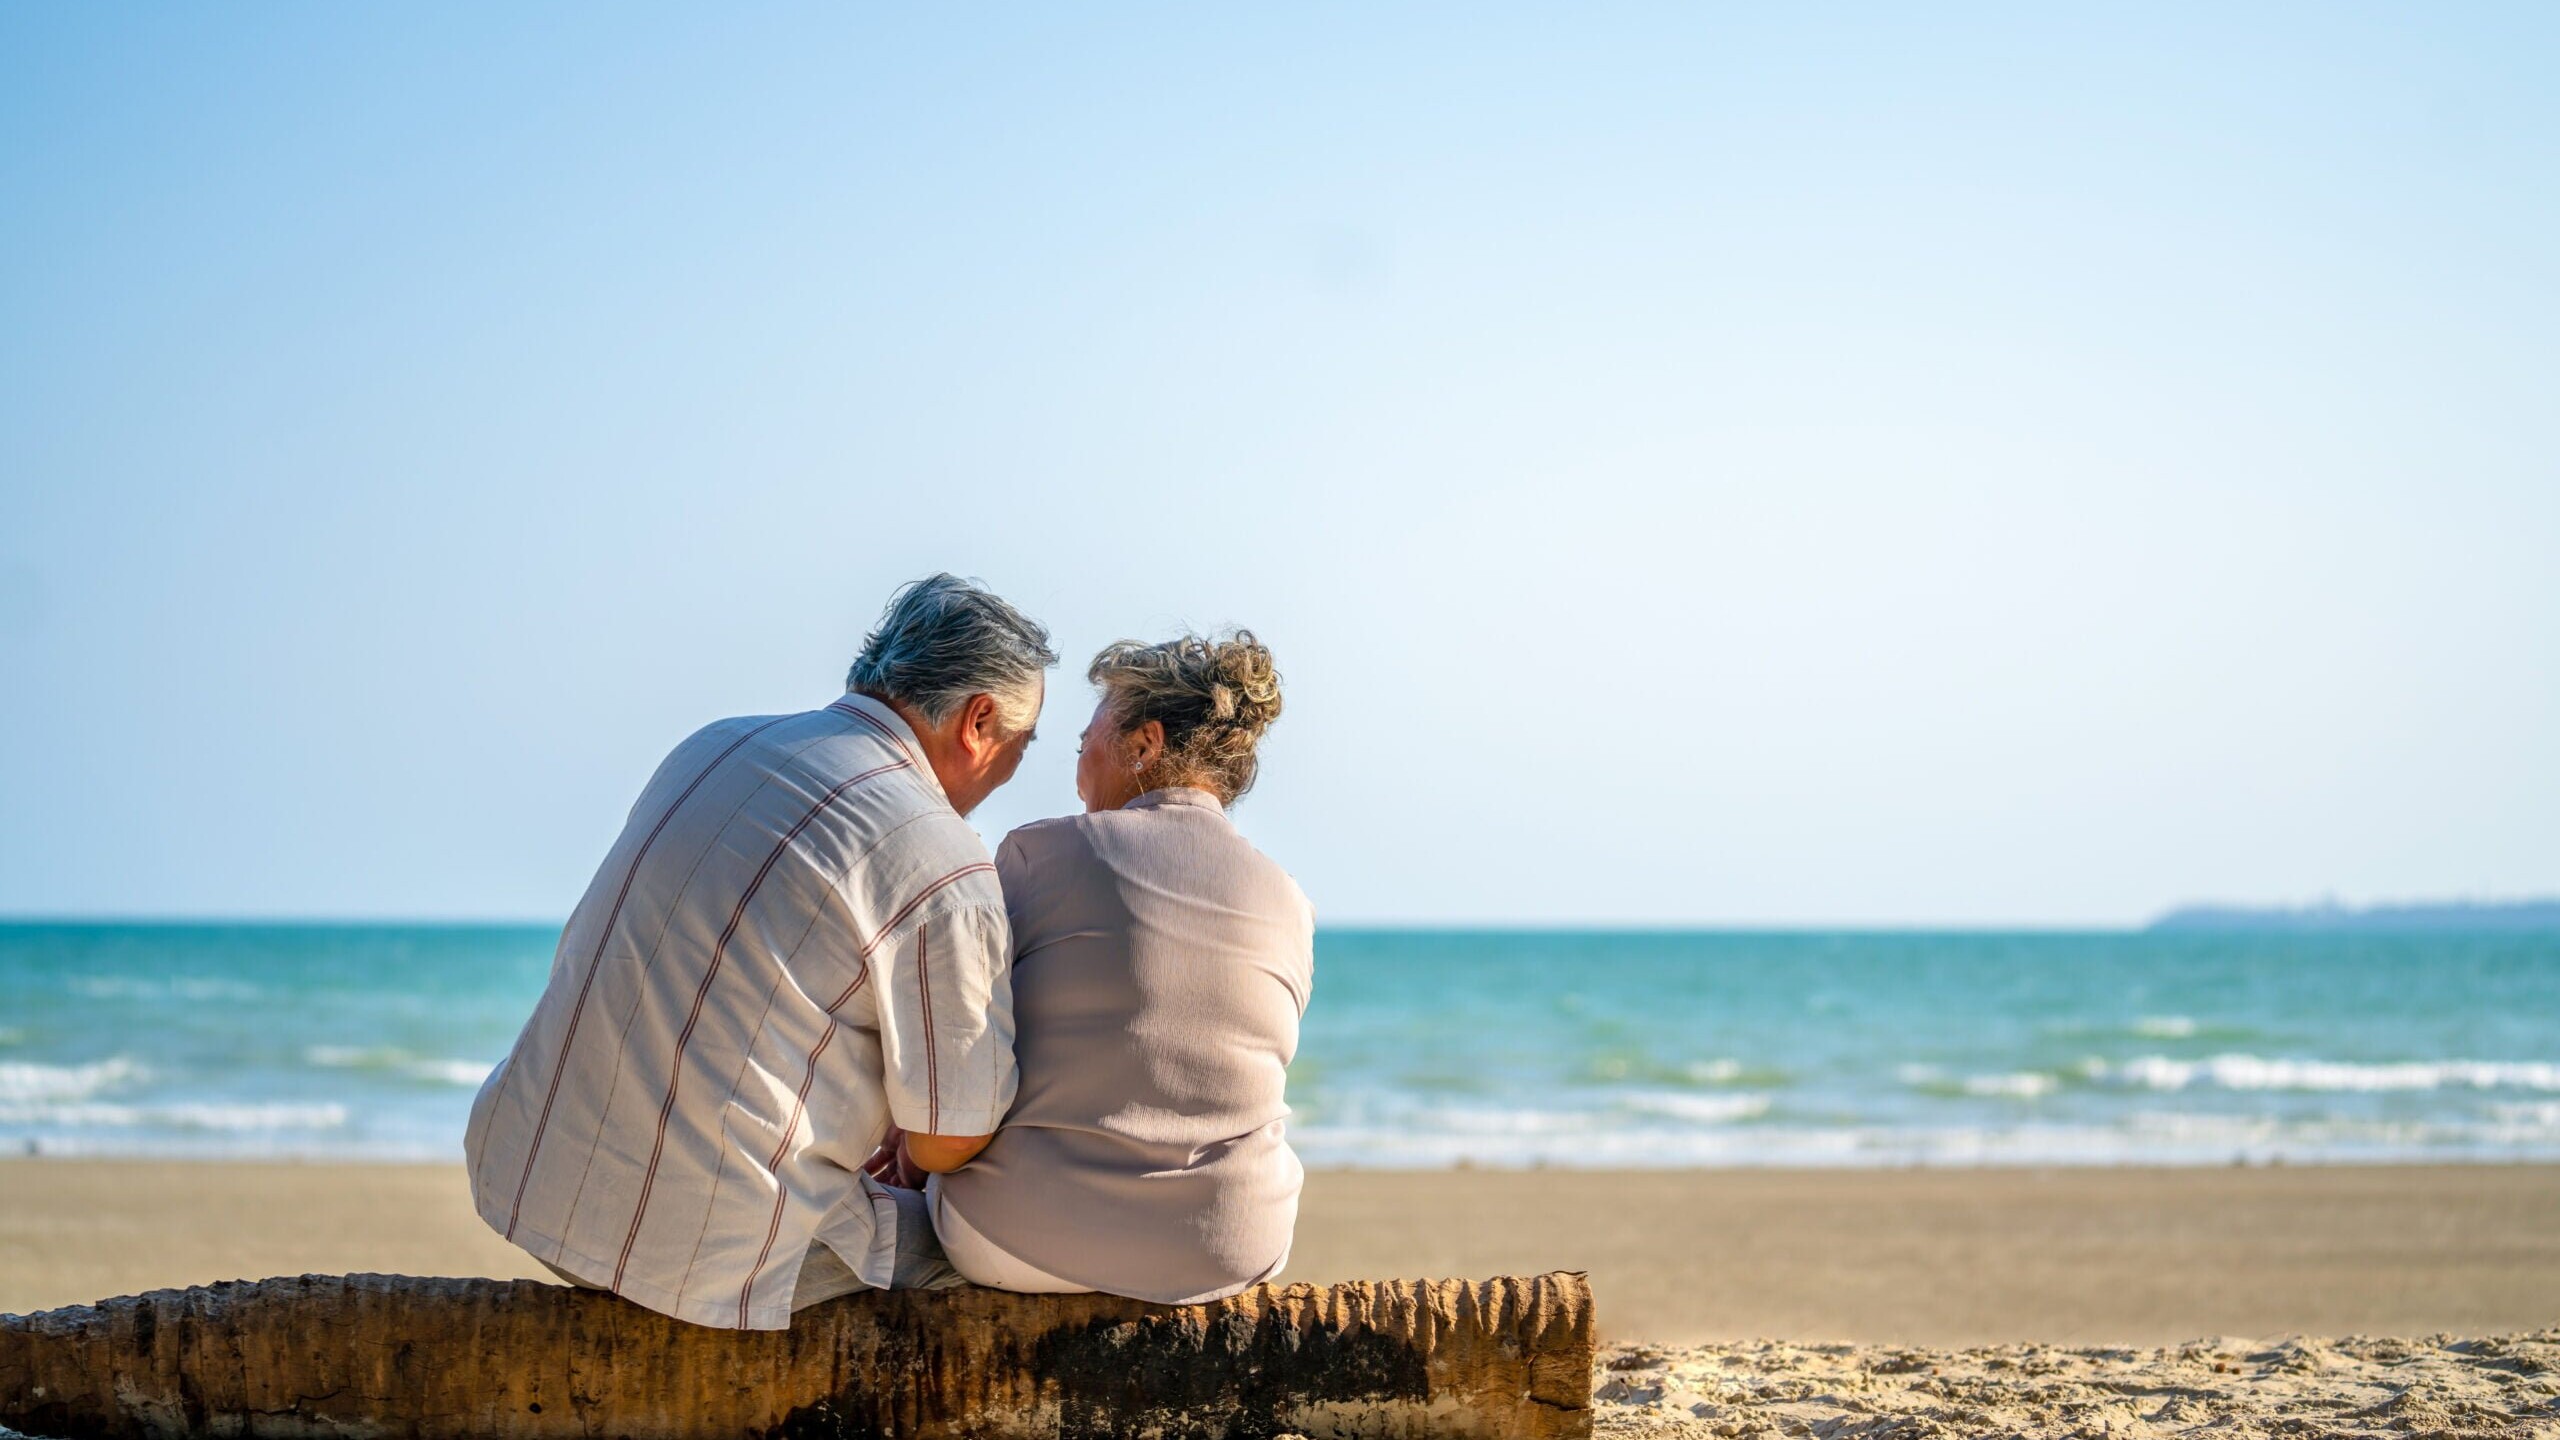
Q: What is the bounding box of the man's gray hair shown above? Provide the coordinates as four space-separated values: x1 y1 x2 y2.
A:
845 574 1057 733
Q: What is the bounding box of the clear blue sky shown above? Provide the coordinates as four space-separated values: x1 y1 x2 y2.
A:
4 5 2554 925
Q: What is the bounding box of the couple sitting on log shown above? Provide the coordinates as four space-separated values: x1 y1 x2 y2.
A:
464 575 1310 1330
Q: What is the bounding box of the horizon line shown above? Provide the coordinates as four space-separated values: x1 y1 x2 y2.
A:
0 910 2158 933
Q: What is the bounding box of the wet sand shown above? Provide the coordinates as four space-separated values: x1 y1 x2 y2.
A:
3 1161 2555 1346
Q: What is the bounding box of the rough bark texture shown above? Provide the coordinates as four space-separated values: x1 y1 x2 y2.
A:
0 1272 1593 1440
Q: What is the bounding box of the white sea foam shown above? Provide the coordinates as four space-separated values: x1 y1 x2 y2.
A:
1685 1058 1746 1084
1287 1109 2560 1170
2103 1054 2560 1093
2482 1102 2560 1139
1960 1071 2059 1099
160 1102 350 1130
1899 1065 2062 1098
1411 1105 1599 1137
305 1046 494 1087
0 1057 148 1103
2122 1111 2282 1142
1619 1091 1772 1124
2132 1015 2199 1038
0 1100 349 1131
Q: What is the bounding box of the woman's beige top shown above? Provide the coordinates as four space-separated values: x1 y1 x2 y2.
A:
934 787 1313 1303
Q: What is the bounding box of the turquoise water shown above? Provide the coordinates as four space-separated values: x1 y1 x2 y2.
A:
3 922 2555 1166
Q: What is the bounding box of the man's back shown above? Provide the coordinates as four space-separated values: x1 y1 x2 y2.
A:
465 694 1014 1329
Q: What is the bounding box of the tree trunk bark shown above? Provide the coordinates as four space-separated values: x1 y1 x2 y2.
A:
0 1272 1593 1440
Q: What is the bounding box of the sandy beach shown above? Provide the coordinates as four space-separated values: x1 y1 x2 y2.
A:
4 1161 2554 1346
1589 1331 2560 1439
6 1160 2557 1437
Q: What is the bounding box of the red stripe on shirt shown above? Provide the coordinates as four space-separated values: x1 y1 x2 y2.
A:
805 858 992 1014
737 1022 841 1326
857 863 995 958
610 757 912 1289
826 699 916 764
823 962 872 1015
500 713 792 1240
916 921 939 1134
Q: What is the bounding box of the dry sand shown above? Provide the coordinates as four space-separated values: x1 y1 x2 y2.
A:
1589 1333 2560 1440
4 1161 2554 1346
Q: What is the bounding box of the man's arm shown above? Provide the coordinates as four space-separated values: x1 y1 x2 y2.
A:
865 901 1017 1181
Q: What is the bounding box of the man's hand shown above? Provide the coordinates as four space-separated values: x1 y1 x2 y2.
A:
860 1124 919 1187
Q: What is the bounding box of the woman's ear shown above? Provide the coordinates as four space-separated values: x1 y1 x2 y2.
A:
1129 719 1167 771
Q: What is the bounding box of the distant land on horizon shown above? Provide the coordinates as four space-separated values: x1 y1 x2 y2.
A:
2147 898 2560 933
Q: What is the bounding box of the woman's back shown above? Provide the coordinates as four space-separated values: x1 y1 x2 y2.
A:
934 787 1312 1303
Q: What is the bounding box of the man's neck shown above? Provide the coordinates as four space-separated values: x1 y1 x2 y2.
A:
858 691 966 810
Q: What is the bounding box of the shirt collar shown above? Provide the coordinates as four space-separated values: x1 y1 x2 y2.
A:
830 691 948 805
1122 786 1226 814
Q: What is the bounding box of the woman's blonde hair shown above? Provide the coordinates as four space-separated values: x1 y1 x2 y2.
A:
1088 630 1283 804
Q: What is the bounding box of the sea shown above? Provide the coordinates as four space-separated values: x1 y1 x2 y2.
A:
2 922 2555 1168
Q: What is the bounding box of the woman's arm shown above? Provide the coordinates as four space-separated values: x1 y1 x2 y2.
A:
903 1130 992 1174
862 1123 991 1185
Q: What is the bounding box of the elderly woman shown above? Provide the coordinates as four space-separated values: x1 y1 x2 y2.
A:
927 631 1312 1301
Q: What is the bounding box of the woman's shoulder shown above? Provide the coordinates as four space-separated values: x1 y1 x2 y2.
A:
1006 804 1308 920
995 813 1100 872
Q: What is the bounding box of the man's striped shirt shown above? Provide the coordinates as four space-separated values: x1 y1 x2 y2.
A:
465 693 1015 1329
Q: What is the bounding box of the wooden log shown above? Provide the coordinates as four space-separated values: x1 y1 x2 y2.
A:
0 1272 1593 1440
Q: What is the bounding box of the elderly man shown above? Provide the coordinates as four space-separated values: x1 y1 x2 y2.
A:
465 574 1053 1329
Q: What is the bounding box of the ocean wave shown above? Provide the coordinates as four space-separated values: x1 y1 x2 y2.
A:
1959 1071 2059 1099
2038 1015 2251 1043
2489 1100 2560 1125
2120 1111 2282 1142
0 1100 349 1131
1401 1105 1601 1137
1617 1091 1773 1124
1683 1058 1790 1087
304 1046 494 1087
1898 1064 2063 1099
1575 1052 1780 1088
0 1057 148 1103
1288 1111 2560 1170
2102 1055 2560 1093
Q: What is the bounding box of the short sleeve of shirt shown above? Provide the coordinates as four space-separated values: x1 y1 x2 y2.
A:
871 902 1018 1137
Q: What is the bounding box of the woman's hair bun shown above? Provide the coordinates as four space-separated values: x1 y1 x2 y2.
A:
1087 628 1284 802
1205 632 1282 734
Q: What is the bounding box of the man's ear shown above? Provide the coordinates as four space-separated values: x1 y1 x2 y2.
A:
959 692 1004 757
